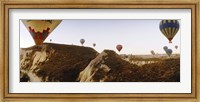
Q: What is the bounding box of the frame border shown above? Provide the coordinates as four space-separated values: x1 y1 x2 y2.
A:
0 0 199 101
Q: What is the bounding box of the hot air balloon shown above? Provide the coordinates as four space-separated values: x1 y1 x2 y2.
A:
80 39 85 46
151 50 155 55
175 45 178 49
166 49 173 57
116 44 123 52
163 46 168 51
22 20 62 45
93 43 96 47
159 20 179 43
50 39 52 43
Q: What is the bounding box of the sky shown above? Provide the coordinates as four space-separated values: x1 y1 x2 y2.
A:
20 20 180 55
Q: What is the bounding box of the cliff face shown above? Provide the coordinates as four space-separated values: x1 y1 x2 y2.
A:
78 50 180 82
20 43 98 82
20 43 180 82
78 50 143 82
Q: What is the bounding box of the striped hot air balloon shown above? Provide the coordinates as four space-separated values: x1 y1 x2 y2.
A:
22 20 62 45
159 20 179 43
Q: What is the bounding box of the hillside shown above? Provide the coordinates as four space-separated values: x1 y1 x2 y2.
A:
20 43 180 82
78 50 180 82
20 43 98 82
140 58 180 82
78 50 141 82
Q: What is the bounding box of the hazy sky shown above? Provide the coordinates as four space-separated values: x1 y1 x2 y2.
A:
20 20 180 55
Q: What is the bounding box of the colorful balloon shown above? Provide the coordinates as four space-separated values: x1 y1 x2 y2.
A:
22 20 62 45
80 39 85 45
159 20 179 43
166 49 173 56
163 46 168 51
116 44 123 52
175 45 178 49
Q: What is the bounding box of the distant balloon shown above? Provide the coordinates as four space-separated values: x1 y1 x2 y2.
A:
166 49 173 57
175 45 178 49
151 50 155 55
163 46 168 51
80 39 85 45
116 44 123 52
93 43 96 47
22 20 62 45
159 20 179 43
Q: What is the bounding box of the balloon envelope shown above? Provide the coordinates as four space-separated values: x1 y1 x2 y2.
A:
166 49 173 56
22 20 62 45
163 46 168 51
93 43 96 47
116 44 123 52
151 50 155 55
80 39 85 45
159 20 179 43
175 45 178 49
